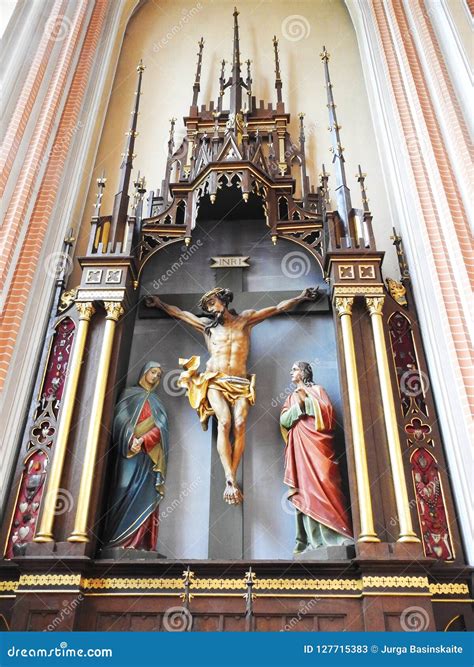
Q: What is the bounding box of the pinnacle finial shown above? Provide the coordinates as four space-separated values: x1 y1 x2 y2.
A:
321 47 352 234
230 6 243 115
357 165 370 212
109 59 144 244
320 46 330 62
273 35 283 104
192 38 205 107
93 170 106 217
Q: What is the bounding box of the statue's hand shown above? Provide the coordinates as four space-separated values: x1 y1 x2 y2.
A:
144 295 161 308
300 287 320 302
130 438 142 453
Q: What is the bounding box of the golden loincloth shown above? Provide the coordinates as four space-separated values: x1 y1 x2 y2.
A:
178 356 256 430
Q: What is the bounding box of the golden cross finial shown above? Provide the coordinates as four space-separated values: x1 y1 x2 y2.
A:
320 46 330 62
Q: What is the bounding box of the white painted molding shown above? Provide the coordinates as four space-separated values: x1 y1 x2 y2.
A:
405 0 472 229
346 0 474 564
427 0 472 134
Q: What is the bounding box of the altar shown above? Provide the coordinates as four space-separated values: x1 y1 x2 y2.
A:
0 8 471 634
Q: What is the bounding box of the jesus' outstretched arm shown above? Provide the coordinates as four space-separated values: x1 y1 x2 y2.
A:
242 287 320 327
144 295 209 333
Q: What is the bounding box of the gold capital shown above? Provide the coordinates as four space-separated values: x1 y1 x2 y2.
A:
104 302 124 322
76 301 95 321
366 296 384 316
335 296 353 317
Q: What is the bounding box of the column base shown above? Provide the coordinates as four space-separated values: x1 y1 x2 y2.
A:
67 532 89 543
33 533 54 543
397 534 421 543
357 534 381 543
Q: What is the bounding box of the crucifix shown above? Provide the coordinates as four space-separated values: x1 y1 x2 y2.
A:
143 256 326 558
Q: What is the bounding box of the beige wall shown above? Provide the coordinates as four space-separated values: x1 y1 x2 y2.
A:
72 0 398 284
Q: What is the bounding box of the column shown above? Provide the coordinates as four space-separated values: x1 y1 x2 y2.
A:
35 302 95 542
68 301 124 542
335 296 379 543
365 296 419 543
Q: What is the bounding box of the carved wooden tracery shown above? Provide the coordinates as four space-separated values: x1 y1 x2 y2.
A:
5 317 75 558
386 307 454 561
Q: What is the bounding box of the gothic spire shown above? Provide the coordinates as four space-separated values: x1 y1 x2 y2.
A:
191 38 204 108
92 171 106 219
320 46 352 236
218 59 226 112
229 7 243 115
245 58 252 112
356 165 369 213
273 36 283 104
298 113 309 204
167 117 176 157
110 60 144 245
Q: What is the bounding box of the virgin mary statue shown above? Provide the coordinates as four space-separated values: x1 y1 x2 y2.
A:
103 361 169 551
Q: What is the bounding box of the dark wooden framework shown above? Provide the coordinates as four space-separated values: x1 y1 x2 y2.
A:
1 8 471 633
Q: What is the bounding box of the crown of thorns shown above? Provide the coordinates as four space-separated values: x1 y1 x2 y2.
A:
199 287 233 312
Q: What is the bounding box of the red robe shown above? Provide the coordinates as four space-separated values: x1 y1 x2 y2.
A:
281 386 352 539
119 400 161 549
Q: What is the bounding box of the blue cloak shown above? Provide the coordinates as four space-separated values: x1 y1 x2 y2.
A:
103 362 169 547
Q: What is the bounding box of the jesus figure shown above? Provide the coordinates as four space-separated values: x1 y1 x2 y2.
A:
145 286 318 505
